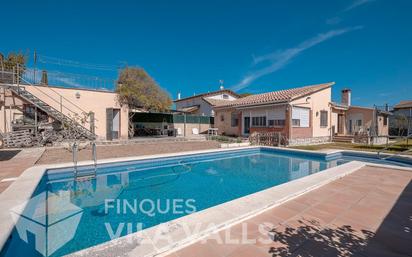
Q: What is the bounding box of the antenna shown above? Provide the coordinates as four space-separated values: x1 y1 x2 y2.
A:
219 79 224 90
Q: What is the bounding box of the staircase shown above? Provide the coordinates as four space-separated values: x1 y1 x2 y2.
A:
332 135 354 143
6 84 96 140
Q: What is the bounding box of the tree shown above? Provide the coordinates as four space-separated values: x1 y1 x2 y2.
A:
115 67 172 138
0 51 27 82
116 67 172 111
393 113 408 136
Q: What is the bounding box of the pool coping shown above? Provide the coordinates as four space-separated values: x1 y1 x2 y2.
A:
0 146 411 257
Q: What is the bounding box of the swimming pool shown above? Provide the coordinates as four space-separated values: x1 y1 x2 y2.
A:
0 147 410 257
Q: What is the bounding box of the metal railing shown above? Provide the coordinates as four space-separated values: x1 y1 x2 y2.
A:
1 64 98 132
377 133 412 160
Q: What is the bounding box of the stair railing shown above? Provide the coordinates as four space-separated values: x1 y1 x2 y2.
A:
72 142 79 177
377 134 412 160
3 68 97 138
18 76 99 126
92 141 97 176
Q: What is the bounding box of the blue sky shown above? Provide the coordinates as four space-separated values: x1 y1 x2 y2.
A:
2 0 412 106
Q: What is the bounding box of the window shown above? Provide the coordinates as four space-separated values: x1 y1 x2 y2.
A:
292 107 309 127
383 117 388 126
252 116 266 127
222 94 229 99
231 113 238 127
220 114 224 122
356 119 362 126
320 111 328 127
292 119 300 127
268 119 286 127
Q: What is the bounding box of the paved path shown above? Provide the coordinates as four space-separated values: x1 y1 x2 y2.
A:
0 141 220 192
0 148 45 193
37 141 220 164
168 166 412 257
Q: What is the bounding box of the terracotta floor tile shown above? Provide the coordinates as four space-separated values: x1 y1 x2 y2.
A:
174 241 223 257
301 207 338 225
265 206 299 221
226 245 270 257
281 200 311 213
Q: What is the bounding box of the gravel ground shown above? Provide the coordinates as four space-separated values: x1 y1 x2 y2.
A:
37 140 221 165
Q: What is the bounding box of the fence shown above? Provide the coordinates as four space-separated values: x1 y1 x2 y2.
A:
0 62 116 91
249 131 287 146
130 112 214 137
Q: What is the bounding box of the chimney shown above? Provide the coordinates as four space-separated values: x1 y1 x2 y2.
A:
177 92 181 100
341 88 351 106
41 70 48 85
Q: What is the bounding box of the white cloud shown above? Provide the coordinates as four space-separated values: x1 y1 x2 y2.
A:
231 26 363 91
343 0 375 12
53 76 82 88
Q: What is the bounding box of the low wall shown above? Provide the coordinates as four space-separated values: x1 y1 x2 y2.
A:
288 136 331 146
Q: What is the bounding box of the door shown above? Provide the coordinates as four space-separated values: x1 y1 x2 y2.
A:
337 114 344 134
244 117 250 135
106 108 120 140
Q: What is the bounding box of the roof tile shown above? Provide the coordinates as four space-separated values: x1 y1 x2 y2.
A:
217 82 334 108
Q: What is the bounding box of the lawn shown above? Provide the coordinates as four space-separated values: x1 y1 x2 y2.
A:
291 141 412 155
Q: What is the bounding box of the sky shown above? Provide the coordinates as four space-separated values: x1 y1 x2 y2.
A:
2 0 412 107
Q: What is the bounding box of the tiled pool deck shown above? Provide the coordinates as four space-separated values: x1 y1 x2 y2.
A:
0 148 44 193
1 146 411 257
166 166 412 257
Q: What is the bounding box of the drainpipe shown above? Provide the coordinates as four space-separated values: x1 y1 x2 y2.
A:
287 103 292 142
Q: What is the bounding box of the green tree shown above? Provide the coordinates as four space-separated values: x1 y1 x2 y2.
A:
116 67 172 112
116 67 172 138
0 51 27 82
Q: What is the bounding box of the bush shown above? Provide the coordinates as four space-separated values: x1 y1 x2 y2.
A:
210 135 242 143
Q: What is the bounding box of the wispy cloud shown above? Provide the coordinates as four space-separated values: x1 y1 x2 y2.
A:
343 0 375 12
326 0 375 25
54 77 82 88
326 17 342 25
231 26 363 91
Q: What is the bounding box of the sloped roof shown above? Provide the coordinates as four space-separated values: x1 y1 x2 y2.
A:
394 100 412 109
216 82 334 108
202 97 232 107
176 105 200 113
174 89 240 103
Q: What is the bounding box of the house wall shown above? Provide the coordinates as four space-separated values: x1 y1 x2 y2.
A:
241 105 288 136
290 87 331 138
175 92 237 117
377 115 389 136
214 108 240 136
0 89 24 133
2 85 129 140
347 107 373 134
175 97 213 116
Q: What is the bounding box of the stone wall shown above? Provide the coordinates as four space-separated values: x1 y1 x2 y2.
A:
288 136 331 146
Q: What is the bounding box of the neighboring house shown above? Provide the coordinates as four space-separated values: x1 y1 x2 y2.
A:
330 89 390 142
214 82 334 145
0 84 129 140
389 100 412 136
174 88 239 117
214 83 390 145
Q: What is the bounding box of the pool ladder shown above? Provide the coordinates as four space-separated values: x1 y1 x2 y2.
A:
72 141 98 180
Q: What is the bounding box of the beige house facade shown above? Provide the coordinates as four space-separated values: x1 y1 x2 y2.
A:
214 83 335 145
174 88 239 116
215 83 390 145
1 84 129 140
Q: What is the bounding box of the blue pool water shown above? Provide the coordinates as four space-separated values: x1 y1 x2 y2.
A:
0 148 409 257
